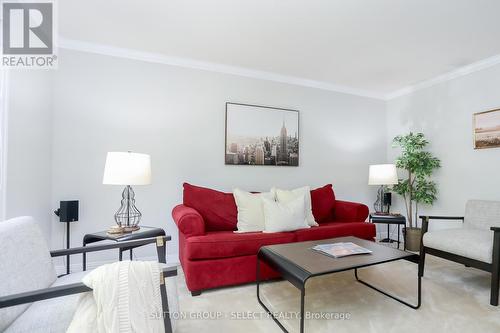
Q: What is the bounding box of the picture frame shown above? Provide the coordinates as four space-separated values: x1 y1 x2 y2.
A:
473 108 500 149
225 102 299 166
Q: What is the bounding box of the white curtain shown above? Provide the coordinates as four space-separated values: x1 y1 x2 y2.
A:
0 69 8 221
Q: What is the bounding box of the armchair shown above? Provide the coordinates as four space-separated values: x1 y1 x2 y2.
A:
0 216 176 332
419 200 500 306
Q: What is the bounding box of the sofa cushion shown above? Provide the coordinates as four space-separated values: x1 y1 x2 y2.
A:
310 184 336 223
275 186 318 226
262 195 309 233
183 183 238 231
233 188 274 233
423 228 493 263
294 222 376 242
185 231 296 260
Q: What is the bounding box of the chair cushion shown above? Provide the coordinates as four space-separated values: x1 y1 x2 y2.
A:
423 228 493 263
3 270 93 333
52 271 91 286
310 184 336 223
464 200 500 231
4 293 81 333
183 183 238 231
185 231 296 260
0 217 57 332
294 222 376 242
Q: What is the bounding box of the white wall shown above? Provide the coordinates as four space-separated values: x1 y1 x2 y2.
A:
48 49 386 266
387 63 500 230
4 70 53 240
5 47 500 267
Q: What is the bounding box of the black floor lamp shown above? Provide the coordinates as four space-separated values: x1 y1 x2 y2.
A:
54 200 79 275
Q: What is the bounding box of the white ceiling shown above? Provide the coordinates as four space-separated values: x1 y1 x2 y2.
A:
59 0 500 99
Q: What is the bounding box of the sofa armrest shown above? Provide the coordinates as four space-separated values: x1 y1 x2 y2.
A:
333 200 369 222
172 204 205 238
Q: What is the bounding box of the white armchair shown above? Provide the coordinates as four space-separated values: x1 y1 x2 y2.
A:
0 216 177 332
419 200 500 306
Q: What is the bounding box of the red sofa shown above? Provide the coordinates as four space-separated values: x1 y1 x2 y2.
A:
172 183 374 295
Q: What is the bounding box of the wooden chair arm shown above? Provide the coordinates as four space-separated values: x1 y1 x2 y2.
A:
419 215 464 221
420 216 464 234
0 283 90 309
0 266 177 309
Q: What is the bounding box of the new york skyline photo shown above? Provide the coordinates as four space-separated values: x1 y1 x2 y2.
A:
225 103 299 166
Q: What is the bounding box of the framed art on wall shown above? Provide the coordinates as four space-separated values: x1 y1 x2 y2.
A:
225 102 299 166
473 108 500 149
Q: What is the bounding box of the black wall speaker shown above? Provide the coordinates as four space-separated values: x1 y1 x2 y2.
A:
383 192 392 206
56 200 79 222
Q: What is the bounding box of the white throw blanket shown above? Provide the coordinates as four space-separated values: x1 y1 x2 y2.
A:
67 261 165 333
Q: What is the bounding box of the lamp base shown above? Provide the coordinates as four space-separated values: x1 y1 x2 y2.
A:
107 225 126 234
373 185 391 214
123 225 140 232
114 185 142 230
373 185 384 213
107 225 141 234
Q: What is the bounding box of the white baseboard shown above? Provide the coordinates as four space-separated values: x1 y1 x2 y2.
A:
55 254 180 275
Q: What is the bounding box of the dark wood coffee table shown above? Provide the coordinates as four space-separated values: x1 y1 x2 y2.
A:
256 236 421 333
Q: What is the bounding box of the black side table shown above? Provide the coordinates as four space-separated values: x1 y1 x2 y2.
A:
83 226 167 271
369 214 407 250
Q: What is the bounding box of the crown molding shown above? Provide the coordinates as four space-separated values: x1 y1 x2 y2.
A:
58 37 386 100
58 38 500 102
385 53 500 100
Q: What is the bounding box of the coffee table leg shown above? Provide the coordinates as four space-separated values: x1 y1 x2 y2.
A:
354 268 421 309
82 242 87 271
256 255 305 333
299 288 305 333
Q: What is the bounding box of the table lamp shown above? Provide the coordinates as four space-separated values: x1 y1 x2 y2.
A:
368 164 398 214
103 151 151 233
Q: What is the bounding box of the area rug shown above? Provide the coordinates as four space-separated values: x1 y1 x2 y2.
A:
175 255 500 333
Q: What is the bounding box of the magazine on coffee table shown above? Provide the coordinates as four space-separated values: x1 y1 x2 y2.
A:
312 242 372 258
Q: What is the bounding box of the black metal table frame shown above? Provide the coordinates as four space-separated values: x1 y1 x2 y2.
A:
369 215 407 250
82 227 166 271
256 251 421 333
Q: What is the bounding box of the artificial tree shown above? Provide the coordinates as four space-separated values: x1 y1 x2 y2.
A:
392 133 440 247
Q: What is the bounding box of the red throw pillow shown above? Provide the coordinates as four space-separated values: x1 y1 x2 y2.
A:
310 184 336 223
183 183 238 231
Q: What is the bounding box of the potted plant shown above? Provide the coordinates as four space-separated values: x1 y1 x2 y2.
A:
392 132 440 251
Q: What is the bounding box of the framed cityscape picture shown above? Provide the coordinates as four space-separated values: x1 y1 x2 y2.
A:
473 108 500 149
225 102 299 166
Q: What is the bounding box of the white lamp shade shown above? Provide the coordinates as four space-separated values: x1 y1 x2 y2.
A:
103 152 152 185
368 164 398 185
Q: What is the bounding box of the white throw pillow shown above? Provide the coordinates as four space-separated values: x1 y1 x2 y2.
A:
275 186 319 226
262 195 309 233
233 188 274 233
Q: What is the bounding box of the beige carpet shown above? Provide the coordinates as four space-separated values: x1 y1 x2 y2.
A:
175 255 500 333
